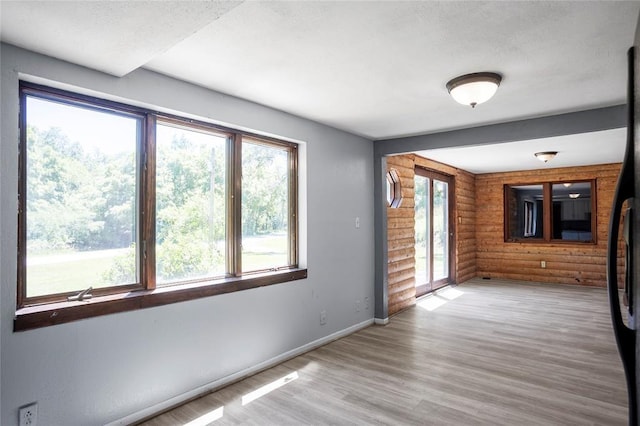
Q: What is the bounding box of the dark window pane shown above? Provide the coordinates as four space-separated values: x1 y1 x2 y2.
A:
506 184 544 240
552 182 593 241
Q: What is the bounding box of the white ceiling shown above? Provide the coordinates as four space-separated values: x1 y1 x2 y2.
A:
415 127 627 174
1 1 638 173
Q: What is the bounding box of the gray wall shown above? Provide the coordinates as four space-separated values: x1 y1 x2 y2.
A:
0 44 375 425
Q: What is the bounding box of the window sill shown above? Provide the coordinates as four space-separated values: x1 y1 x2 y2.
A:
505 239 596 245
14 268 307 332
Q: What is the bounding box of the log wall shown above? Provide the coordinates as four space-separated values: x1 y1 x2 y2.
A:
475 163 623 287
387 154 476 315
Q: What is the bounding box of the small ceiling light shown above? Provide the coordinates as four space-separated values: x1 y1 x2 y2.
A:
569 193 580 199
534 151 558 163
563 183 573 188
446 72 502 108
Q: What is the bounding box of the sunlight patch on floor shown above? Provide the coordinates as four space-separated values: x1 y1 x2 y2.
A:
437 286 464 300
241 371 299 406
417 295 447 311
417 286 464 311
180 371 299 425
182 406 224 426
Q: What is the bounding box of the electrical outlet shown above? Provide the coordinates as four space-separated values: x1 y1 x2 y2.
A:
355 300 361 312
355 217 360 228
320 310 327 325
541 260 546 268
19 402 37 426
364 297 370 310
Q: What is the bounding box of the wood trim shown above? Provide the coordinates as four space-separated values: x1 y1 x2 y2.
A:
591 179 598 245
448 177 457 284
16 86 27 309
143 114 157 290
14 269 308 331
503 179 596 244
543 183 552 241
414 166 455 296
229 134 242 274
289 144 299 267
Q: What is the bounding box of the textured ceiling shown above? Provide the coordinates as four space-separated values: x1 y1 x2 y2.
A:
415 127 627 174
1 1 638 172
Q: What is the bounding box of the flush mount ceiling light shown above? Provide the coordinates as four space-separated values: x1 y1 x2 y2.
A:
569 193 580 199
563 183 573 187
534 151 558 163
446 72 502 108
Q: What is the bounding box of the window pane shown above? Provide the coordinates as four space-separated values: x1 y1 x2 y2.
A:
552 182 593 241
242 140 289 272
506 184 544 239
414 175 429 285
25 96 139 297
433 180 448 281
156 123 227 284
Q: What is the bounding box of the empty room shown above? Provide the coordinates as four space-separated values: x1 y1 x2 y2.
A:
1 1 640 425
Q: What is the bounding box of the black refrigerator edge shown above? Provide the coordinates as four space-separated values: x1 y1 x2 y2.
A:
607 13 640 426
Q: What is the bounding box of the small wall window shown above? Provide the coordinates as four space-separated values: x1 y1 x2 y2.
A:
505 180 596 243
386 168 402 208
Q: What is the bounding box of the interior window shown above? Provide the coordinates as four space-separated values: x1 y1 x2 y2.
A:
505 181 595 243
506 184 544 240
552 182 593 241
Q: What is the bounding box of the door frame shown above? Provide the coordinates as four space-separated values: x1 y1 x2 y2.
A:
414 167 456 297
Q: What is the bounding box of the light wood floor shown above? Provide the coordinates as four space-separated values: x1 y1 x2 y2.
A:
139 278 628 425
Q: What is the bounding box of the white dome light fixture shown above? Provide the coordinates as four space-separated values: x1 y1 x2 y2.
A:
534 151 558 163
446 72 502 108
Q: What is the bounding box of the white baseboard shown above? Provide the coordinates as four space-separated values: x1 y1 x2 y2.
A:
374 317 389 325
106 318 374 425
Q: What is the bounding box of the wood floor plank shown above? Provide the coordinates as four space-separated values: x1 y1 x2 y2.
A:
139 278 628 425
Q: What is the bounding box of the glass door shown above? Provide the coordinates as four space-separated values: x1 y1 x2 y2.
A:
414 169 452 297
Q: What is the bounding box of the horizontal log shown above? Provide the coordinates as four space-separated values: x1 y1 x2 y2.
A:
388 227 415 240
477 259 606 273
388 247 416 263
414 156 459 176
387 155 415 170
475 271 607 287
476 163 620 181
387 217 415 229
388 257 415 274
389 277 417 295
389 298 415 316
388 268 416 285
389 286 417 304
388 237 415 251
387 207 414 218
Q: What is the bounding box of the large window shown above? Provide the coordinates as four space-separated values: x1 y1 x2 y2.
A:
16 82 303 330
23 95 141 299
505 180 595 243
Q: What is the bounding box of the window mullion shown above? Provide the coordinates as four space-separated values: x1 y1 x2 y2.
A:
228 133 243 276
17 89 28 308
543 183 552 241
289 146 298 267
142 114 157 289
